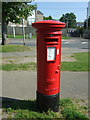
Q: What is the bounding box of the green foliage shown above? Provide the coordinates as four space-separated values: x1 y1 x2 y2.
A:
2 2 36 45
2 2 36 24
60 98 88 120
14 110 62 119
44 15 53 20
2 98 88 119
62 108 88 120
59 13 77 28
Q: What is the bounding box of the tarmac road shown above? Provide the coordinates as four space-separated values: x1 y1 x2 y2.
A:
8 37 89 49
1 71 88 100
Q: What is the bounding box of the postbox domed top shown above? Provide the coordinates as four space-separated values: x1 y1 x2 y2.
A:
33 20 65 24
32 20 66 31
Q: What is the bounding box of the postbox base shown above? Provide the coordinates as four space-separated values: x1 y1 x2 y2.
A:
36 91 59 112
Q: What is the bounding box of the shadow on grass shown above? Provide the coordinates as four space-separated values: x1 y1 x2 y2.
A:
0 97 37 112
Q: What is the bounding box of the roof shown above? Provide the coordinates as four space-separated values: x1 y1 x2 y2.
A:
37 10 43 15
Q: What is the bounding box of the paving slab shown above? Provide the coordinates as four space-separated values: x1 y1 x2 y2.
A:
1 53 76 65
1 71 88 100
1 50 36 58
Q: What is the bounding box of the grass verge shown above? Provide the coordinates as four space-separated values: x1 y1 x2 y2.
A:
1 62 36 71
2 98 88 119
1 52 89 71
7 34 36 39
62 36 71 39
0 45 32 52
8 34 26 39
7 34 68 39
0 34 2 38
61 52 89 71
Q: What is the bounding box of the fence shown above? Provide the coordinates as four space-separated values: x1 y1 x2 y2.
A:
0 23 77 38
7 26 36 36
7 26 76 37
0 24 1 34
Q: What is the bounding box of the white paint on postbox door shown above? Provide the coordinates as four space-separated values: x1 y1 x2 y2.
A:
47 47 56 61
57 49 59 55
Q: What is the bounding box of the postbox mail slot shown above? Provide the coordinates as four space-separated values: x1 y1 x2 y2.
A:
45 39 58 42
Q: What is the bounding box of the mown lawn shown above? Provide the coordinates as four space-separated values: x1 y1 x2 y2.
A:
7 34 36 39
0 45 32 52
2 98 88 119
0 52 89 71
1 62 36 71
61 52 89 71
7 34 69 39
62 36 71 39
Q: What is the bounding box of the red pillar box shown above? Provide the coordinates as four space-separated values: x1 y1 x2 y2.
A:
32 20 66 112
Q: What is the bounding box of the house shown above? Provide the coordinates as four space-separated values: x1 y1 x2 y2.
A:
27 10 44 25
36 10 44 22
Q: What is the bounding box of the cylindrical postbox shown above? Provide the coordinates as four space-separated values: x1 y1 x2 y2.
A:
32 20 66 112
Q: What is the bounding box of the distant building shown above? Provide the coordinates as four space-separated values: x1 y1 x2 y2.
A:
36 10 44 22
87 1 90 18
27 10 44 25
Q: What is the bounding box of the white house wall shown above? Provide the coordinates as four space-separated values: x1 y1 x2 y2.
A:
27 10 36 25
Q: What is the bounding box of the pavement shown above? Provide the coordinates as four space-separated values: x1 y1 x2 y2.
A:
1 71 88 100
0 37 89 101
0 48 88 58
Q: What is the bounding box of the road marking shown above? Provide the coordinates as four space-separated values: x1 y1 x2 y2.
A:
82 42 88 44
64 42 69 44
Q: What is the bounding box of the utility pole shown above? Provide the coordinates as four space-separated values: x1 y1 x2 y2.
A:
66 20 69 38
22 18 25 45
35 3 37 22
12 25 15 38
86 7 88 29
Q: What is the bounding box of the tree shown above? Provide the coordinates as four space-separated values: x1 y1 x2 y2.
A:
2 2 36 45
59 13 77 28
84 16 90 29
44 15 53 20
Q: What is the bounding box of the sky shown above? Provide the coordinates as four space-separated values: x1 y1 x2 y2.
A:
31 1 89 22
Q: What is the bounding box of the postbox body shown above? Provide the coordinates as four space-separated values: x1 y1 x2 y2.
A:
32 20 66 112
37 31 62 96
